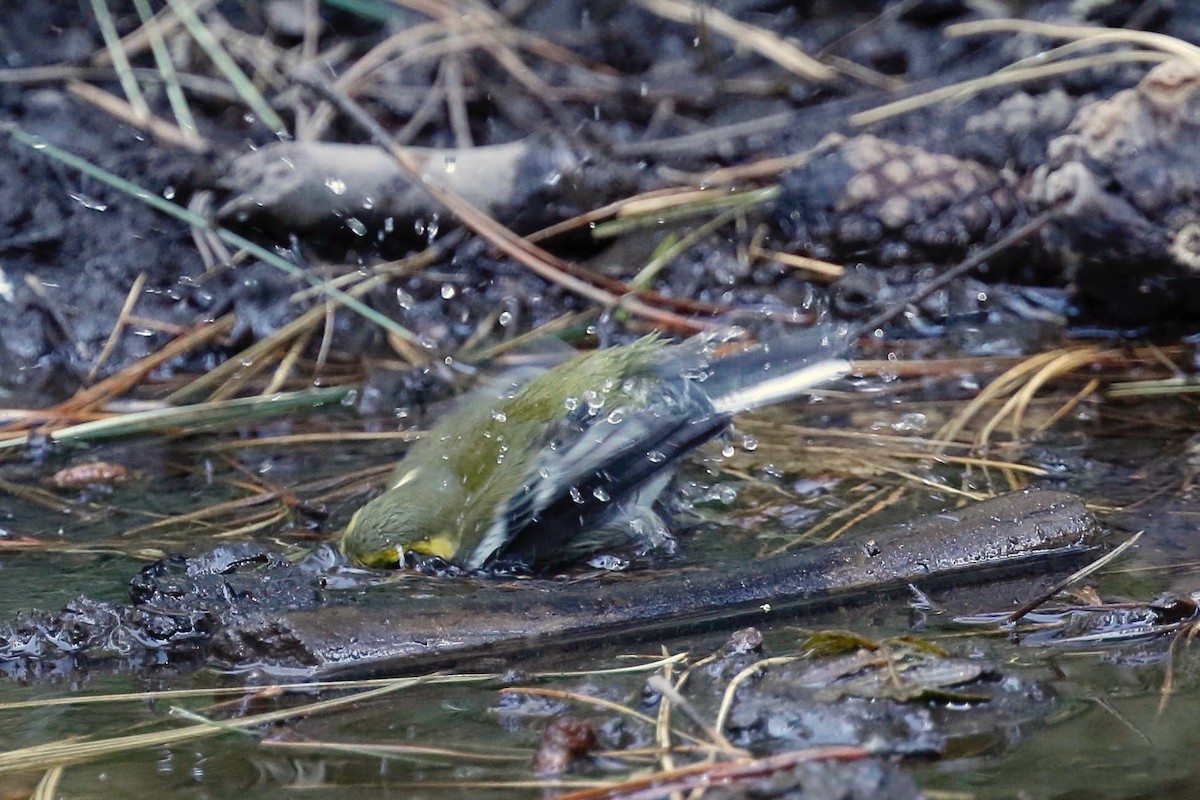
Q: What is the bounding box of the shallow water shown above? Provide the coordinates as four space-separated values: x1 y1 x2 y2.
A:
0 388 1197 798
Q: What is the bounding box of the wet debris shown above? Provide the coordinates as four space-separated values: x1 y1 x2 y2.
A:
720 626 765 657
532 715 598 775
958 592 1200 648
44 460 130 489
1031 58 1200 324
0 543 326 672
717 644 1041 758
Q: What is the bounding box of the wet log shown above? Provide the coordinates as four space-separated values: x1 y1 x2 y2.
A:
212 489 1102 677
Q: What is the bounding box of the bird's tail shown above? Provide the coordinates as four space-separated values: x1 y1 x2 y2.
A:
661 325 853 414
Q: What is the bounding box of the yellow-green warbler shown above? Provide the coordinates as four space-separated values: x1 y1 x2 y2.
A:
342 327 850 571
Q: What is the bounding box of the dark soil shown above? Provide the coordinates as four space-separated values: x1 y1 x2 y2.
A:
2 0 1200 409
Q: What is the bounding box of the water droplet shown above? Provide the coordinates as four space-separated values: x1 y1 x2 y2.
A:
721 443 735 458
569 487 584 504
892 413 928 434
441 284 456 299
396 289 415 310
345 217 367 236
68 193 108 212
647 450 666 464
563 397 579 411
163 185 176 200
324 177 347 195
606 409 625 424
498 311 513 327
592 487 611 502
491 411 507 423
707 485 737 505
742 435 758 451
443 155 457 174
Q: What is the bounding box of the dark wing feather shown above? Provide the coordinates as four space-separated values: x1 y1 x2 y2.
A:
466 381 730 569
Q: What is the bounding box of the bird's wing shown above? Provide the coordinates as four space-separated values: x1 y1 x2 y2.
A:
465 381 730 570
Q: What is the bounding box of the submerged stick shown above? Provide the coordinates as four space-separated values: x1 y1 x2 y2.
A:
213 490 1103 677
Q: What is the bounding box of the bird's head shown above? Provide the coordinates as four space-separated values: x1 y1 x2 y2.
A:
340 487 460 568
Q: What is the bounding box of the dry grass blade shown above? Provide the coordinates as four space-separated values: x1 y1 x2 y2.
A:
1000 347 1106 441
713 656 798 736
118 461 392 538
0 678 429 777
645 675 741 756
945 18 1200 70
951 346 1107 452
749 244 845 281
799 445 1048 476
31 765 64 800
653 651 677 774
591 186 779 239
0 673 502 712
525 188 700 243
0 314 233 437
1107 378 1200 398
1033 377 1101 436
86 271 147 385
818 483 913 542
850 50 1169 127
65 79 203 151
1006 531 1144 625
261 738 530 762
635 0 835 83
760 484 895 557
201 429 420 452
934 349 1065 451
